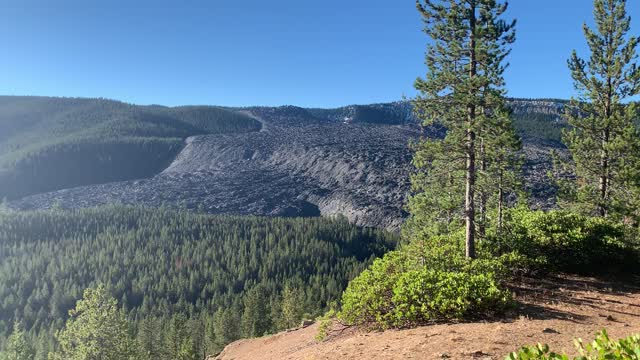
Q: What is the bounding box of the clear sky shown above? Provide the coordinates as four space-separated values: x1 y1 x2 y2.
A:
0 0 638 108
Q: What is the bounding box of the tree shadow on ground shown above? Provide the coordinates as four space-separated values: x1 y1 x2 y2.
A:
502 274 640 324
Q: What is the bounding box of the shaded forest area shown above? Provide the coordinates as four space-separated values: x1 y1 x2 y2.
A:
0 96 261 200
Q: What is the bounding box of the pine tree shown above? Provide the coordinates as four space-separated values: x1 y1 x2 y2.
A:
212 308 241 352
165 314 191 359
478 106 523 235
562 0 640 219
279 285 305 329
1 321 34 360
137 316 163 359
241 285 271 338
49 285 138 360
411 0 517 258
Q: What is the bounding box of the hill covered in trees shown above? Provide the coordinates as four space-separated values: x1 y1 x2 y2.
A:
0 96 261 200
0 205 397 358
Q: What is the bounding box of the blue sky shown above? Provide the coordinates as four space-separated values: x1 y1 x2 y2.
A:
0 0 637 107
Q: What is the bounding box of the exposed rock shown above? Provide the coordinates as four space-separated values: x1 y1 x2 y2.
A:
8 99 566 230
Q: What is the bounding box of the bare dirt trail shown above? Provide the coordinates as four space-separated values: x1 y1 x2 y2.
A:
216 275 640 360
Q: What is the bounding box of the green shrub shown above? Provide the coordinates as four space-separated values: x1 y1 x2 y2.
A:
507 343 568 360
491 209 638 274
390 269 510 327
315 307 337 341
506 330 640 359
337 236 512 329
335 207 640 331
407 231 540 279
338 251 409 327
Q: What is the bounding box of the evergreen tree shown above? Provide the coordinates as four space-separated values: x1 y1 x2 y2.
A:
279 285 305 329
241 285 271 338
562 0 640 219
212 308 241 352
49 285 138 360
137 317 163 359
165 313 190 360
478 107 523 235
1 321 34 360
411 0 517 258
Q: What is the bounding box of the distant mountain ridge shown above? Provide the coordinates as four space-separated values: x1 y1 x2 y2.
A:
0 96 261 199
1 96 568 229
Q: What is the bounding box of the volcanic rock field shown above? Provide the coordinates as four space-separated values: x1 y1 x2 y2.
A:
7 100 564 230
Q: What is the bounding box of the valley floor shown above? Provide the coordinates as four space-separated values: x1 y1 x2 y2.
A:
216 274 640 360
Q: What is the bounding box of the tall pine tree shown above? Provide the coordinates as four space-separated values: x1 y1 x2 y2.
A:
411 0 517 258
561 0 640 219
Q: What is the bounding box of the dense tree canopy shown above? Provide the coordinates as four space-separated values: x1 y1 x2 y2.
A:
0 206 396 357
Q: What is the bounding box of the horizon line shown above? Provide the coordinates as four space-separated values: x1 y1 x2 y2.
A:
0 93 571 110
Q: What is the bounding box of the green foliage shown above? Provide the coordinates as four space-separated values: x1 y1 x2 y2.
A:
0 138 184 200
337 234 512 329
0 322 34 360
338 251 409 328
512 112 567 144
209 308 241 354
136 317 163 359
412 0 521 258
279 284 306 330
507 343 568 360
314 306 337 342
241 285 272 338
389 268 509 327
49 285 137 360
0 96 261 199
490 208 639 274
0 206 396 357
559 0 640 219
507 330 640 360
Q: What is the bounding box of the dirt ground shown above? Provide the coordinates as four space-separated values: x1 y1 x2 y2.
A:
216 274 640 360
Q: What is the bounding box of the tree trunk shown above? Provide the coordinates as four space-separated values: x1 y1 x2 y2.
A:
479 137 487 239
465 0 477 260
498 169 504 236
466 130 476 259
599 128 609 217
599 24 613 218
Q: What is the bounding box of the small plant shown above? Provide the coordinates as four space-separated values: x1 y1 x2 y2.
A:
315 308 337 341
507 330 640 360
506 343 567 360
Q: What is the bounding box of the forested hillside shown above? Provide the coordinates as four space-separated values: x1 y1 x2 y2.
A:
0 96 261 200
0 206 396 358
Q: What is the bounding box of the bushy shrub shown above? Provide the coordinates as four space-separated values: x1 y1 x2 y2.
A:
338 251 410 327
490 209 638 274
335 208 639 331
390 269 510 327
506 330 640 359
338 235 512 329
408 231 540 279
